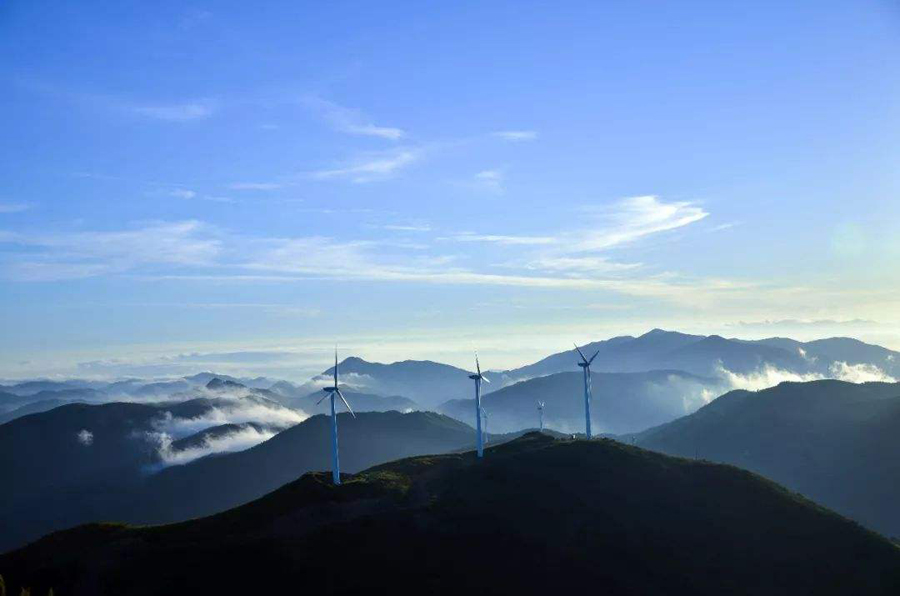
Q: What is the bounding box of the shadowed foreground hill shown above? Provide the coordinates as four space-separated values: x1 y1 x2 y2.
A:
3 434 899 596
0 409 471 553
134 410 474 523
636 380 900 538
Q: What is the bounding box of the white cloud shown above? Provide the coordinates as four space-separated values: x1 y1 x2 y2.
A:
157 425 277 466
132 101 215 121
76 429 94 446
574 195 708 252
305 97 404 140
716 363 823 391
828 361 896 383
0 203 30 213
169 189 197 199
310 149 419 183
492 130 538 142
716 360 896 391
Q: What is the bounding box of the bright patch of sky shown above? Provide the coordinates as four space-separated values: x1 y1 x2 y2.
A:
1 1 899 378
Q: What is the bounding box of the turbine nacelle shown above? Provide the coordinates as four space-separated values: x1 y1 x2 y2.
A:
574 343 600 367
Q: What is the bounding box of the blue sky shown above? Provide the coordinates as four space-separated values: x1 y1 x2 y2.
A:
1 1 899 379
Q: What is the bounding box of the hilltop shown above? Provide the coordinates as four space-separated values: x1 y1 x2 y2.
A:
3 433 898 595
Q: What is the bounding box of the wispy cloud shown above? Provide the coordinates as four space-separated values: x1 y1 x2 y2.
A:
310 148 419 183
167 188 235 203
473 169 504 193
382 224 432 232
0 220 220 281
132 100 215 121
227 182 283 190
0 196 732 307
524 255 641 273
0 203 30 213
492 130 538 142
573 195 708 252
304 96 404 140
450 233 556 246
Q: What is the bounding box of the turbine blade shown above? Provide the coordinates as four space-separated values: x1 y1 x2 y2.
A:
334 347 338 387
480 374 490 384
336 389 356 418
476 352 482 376
574 343 588 363
588 350 600 365
316 392 329 406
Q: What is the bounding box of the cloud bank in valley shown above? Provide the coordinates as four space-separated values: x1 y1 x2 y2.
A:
715 361 897 392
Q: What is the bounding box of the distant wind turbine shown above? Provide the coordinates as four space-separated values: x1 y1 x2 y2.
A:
316 349 356 485
574 343 599 439
468 353 490 458
537 400 545 432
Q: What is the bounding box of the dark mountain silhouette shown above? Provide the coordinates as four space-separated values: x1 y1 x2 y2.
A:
3 433 898 596
0 409 476 553
636 380 900 538
0 394 301 552
0 398 80 425
439 369 727 435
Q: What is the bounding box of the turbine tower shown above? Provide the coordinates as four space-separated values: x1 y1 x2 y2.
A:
316 349 356 485
481 407 489 445
468 353 490 458
574 343 599 439
537 400 545 432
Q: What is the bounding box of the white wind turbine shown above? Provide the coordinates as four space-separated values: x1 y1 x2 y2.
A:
317 349 356 485
537 400 545 432
468 353 490 458
574 343 600 439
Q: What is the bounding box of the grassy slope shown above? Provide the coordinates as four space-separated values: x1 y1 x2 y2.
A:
2 433 899 595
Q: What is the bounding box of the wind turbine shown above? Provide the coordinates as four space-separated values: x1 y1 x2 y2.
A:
481 407 489 445
537 401 545 432
316 349 356 485
468 353 490 458
574 343 599 439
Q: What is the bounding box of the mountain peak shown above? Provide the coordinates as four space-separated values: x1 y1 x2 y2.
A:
205 378 245 391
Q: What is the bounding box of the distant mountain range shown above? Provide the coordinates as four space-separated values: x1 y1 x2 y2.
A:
3 433 898 595
4 330 896 425
501 329 900 381
439 369 727 435
283 388 419 414
635 380 900 538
